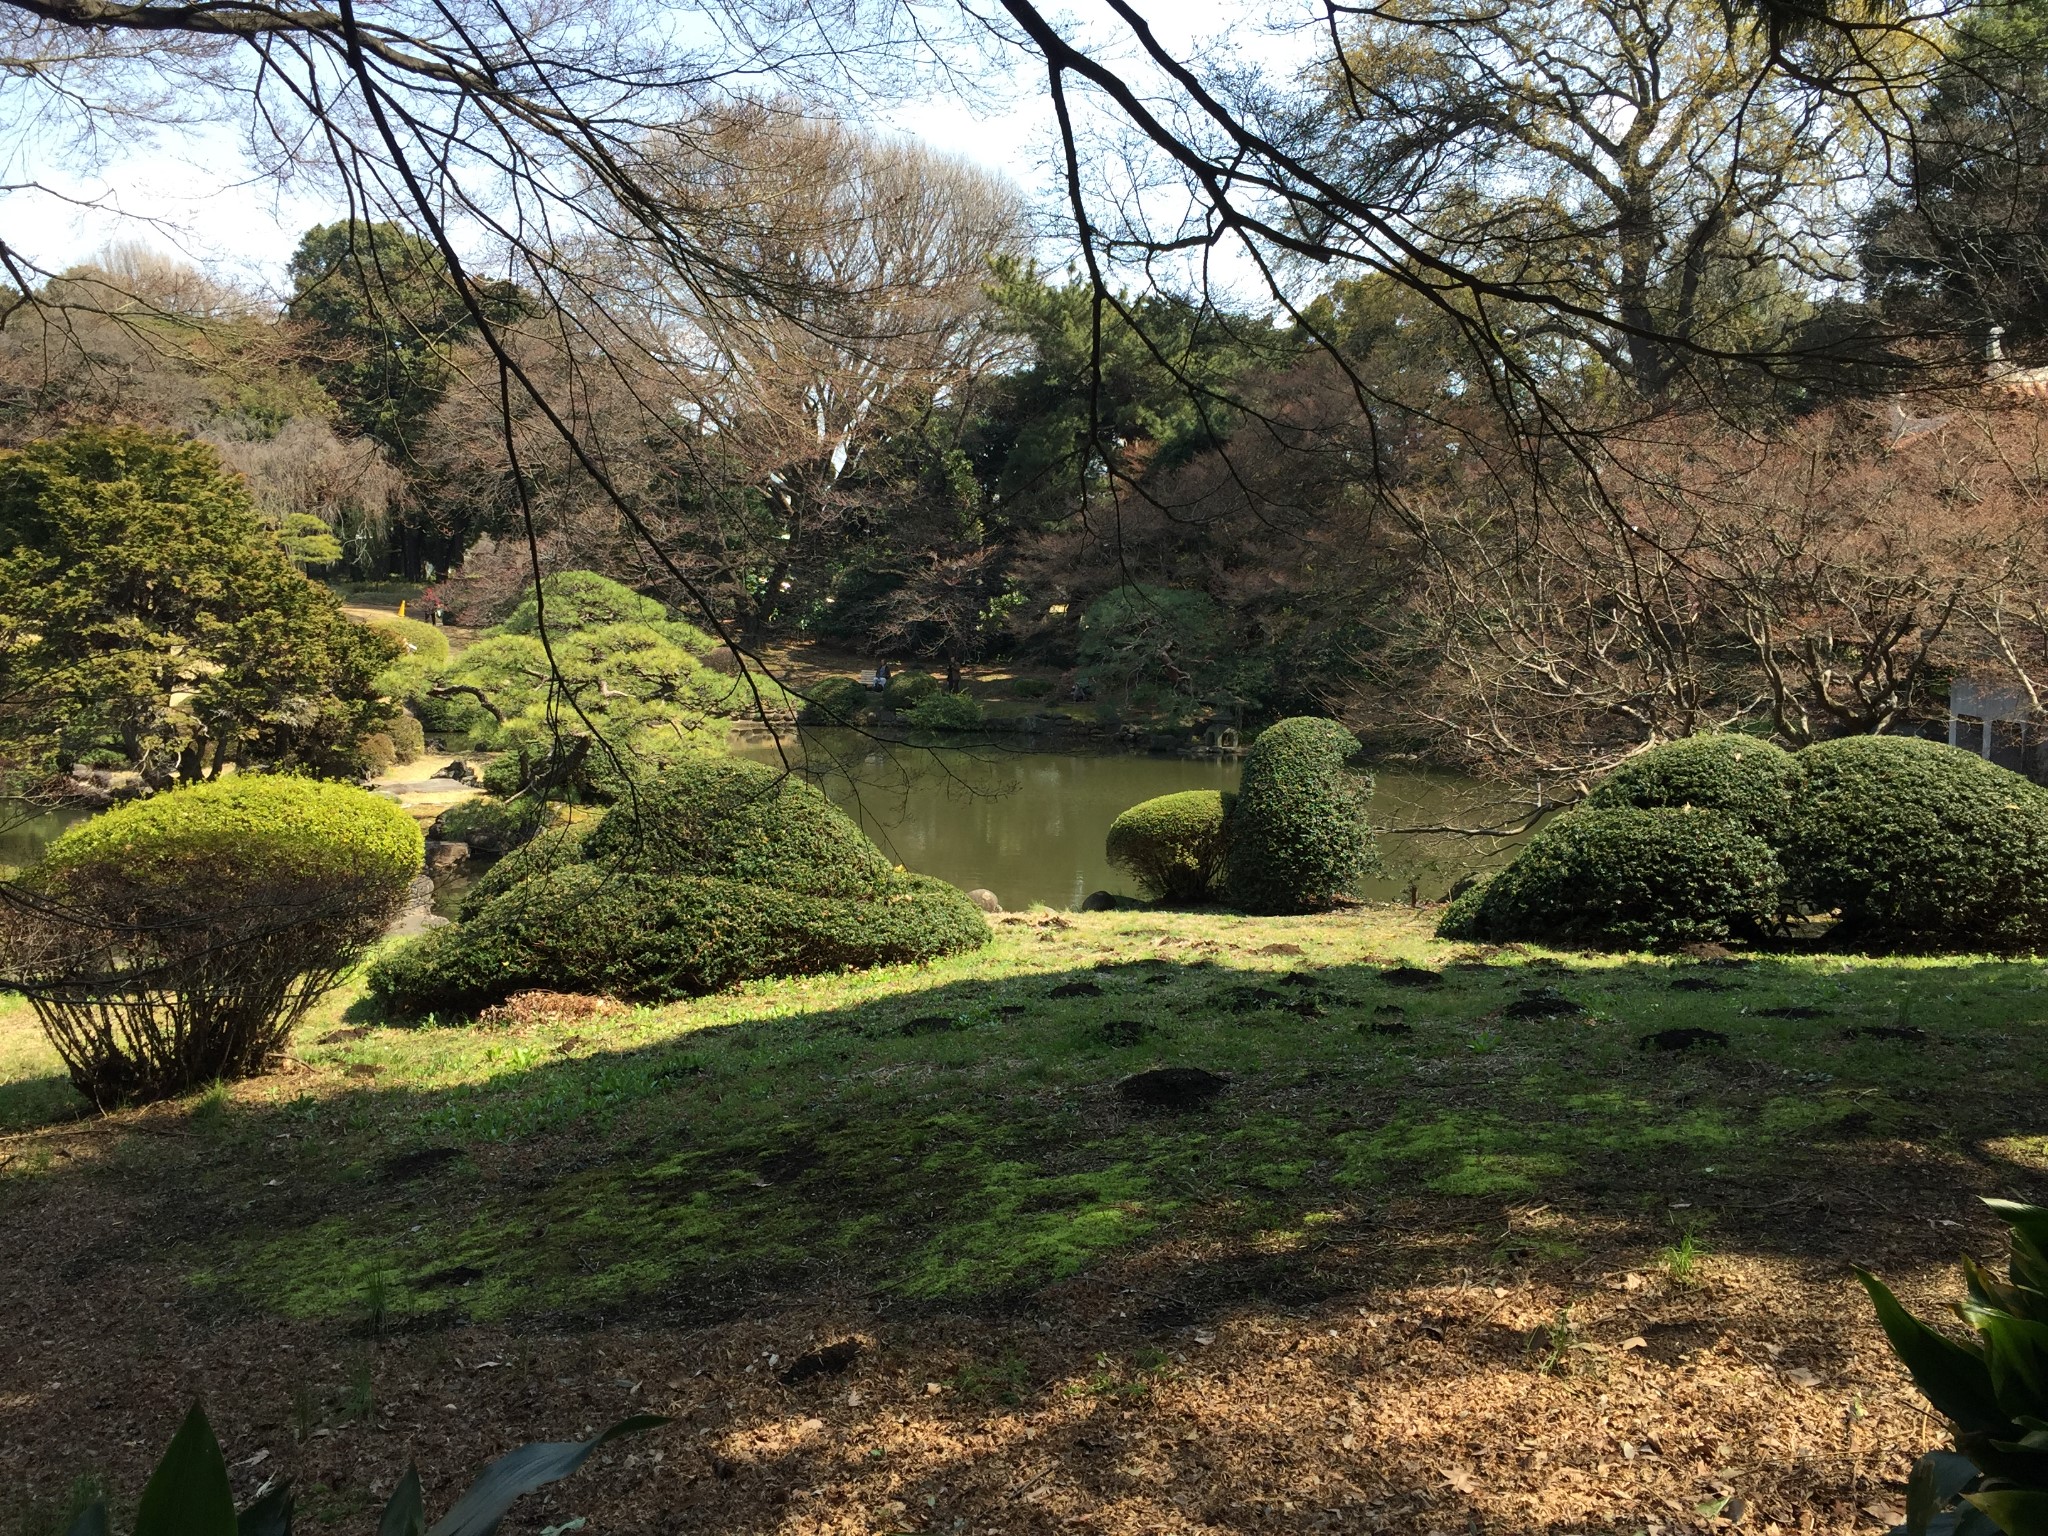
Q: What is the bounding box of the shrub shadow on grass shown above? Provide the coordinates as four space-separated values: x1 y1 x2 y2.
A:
2 938 2043 1344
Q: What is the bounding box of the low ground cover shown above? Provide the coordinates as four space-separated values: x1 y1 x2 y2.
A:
1 907 2042 1533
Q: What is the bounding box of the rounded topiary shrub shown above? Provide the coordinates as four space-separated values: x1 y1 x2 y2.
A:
1585 734 1797 840
1436 807 1783 950
1219 717 1376 915
1105 790 1234 902
800 676 876 725
904 690 984 732
369 755 988 1015
1782 735 2048 952
882 672 942 711
7 777 422 1104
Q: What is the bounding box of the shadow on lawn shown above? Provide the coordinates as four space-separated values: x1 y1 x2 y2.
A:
5 943 2046 1336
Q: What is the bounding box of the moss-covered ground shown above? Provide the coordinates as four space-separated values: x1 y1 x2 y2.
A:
2 907 2044 1534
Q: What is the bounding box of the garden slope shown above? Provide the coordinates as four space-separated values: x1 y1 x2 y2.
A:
0 908 2043 1535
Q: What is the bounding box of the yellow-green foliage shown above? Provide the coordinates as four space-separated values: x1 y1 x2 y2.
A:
41 774 422 897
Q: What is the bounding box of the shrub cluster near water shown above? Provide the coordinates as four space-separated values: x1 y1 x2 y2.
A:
1443 732 2048 954
1100 717 1375 914
369 756 990 1016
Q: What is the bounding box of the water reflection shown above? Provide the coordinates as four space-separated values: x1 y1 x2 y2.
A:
738 730 1530 911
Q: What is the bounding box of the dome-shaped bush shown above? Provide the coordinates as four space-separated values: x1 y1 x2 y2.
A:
1105 790 1234 902
9 776 422 1103
904 690 984 731
800 675 875 725
1782 735 2048 952
1585 734 1797 840
882 672 942 711
581 757 892 896
370 754 987 1015
1437 806 1782 950
1220 718 1376 915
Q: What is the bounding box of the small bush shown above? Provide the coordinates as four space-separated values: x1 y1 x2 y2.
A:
1783 735 2048 952
430 794 552 855
1220 717 1377 915
883 672 942 711
370 754 988 1015
387 710 425 764
358 731 399 776
363 614 451 670
1105 790 1234 901
8 776 421 1103
905 690 984 731
500 571 711 649
1438 807 1783 950
1585 734 1797 840
801 675 876 724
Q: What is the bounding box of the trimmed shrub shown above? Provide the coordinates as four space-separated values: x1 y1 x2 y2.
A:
1437 807 1783 950
500 570 712 649
388 710 425 764
1586 734 1797 840
369 865 989 1016
1220 717 1377 915
905 690 984 731
582 758 892 895
1782 735 2048 952
1105 790 1234 902
364 614 451 670
800 675 876 725
883 672 942 711
7 776 421 1103
1434 870 1496 940
370 755 988 1015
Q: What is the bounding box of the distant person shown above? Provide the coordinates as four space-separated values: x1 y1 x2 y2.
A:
875 661 891 692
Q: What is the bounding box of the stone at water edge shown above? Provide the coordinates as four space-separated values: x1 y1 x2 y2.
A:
1080 890 1120 912
966 887 1003 913
423 839 471 871
430 759 475 782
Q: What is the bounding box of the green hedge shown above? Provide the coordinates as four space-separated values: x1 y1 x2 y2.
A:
1439 807 1782 950
883 672 942 711
363 614 450 670
372 754 988 1014
800 676 875 725
1105 790 1233 902
581 757 891 896
1585 734 1797 840
1220 717 1376 915
42 774 421 898
368 865 989 1016
1782 735 2048 952
905 690 984 731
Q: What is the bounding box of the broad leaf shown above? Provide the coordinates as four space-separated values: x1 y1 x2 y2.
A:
1863 1270 2009 1435
1966 1489 2048 1536
1987 1205 2048 1299
1910 1451 1982 1536
64 1503 110 1536
1970 1310 2048 1418
134 1405 237 1536
379 1468 424 1536
426 1416 666 1536
235 1483 293 1536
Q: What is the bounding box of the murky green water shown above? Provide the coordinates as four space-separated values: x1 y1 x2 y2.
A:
737 730 1528 910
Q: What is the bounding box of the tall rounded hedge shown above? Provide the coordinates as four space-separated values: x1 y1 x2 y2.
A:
1782 735 2048 952
1105 790 1233 902
370 755 988 1014
1220 718 1376 915
10 777 422 1103
1438 807 1782 950
1585 735 1797 840
883 672 942 711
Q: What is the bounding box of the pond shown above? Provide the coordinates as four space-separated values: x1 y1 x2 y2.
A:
735 730 1530 911
1 739 1533 915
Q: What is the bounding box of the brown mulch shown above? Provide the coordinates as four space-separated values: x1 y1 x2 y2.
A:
0 1110 1998 1536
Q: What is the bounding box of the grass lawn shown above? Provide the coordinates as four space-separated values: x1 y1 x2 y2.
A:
1 907 2043 1534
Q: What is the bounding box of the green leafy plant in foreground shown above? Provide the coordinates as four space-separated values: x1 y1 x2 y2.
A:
1860 1200 2048 1536
66 1403 663 1536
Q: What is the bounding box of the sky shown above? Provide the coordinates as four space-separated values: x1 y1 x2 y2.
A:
9 1 1320 297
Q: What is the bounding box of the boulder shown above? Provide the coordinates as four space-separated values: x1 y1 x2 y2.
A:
424 839 471 872
965 887 1003 913
431 759 475 783
1080 890 1120 912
